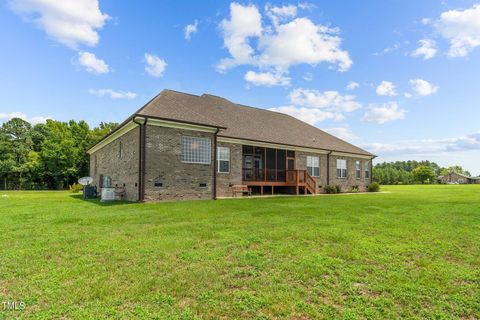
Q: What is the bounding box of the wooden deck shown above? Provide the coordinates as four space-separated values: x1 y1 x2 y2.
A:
242 169 316 195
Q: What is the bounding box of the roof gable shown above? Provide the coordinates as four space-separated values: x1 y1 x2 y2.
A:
136 89 373 156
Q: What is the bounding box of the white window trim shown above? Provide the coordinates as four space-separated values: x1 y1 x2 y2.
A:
337 159 347 178
306 156 320 177
181 136 212 164
364 161 370 179
355 160 361 179
217 146 230 173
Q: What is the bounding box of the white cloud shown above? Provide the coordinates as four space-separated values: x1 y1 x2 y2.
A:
346 81 359 90
217 3 262 71
258 17 352 72
421 18 431 25
409 79 439 96
411 39 437 60
373 42 401 56
323 127 358 142
265 4 297 25
144 53 167 77
244 70 290 87
376 81 397 96
435 4 480 57
76 51 109 74
289 88 361 112
269 88 361 125
217 3 352 83
269 106 343 125
0 112 52 124
88 89 136 99
362 102 405 124
184 20 198 40
363 132 480 157
8 0 109 49
303 73 313 81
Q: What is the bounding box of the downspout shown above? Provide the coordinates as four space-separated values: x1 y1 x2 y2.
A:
370 157 374 184
213 128 220 200
133 117 147 202
326 151 332 186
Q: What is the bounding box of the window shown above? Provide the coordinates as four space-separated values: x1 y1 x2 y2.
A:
365 161 370 179
355 161 361 179
119 142 123 159
337 159 347 178
181 136 211 164
306 156 320 177
217 147 230 173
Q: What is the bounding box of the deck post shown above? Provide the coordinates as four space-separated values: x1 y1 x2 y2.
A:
261 186 263 195
296 186 299 195
272 186 274 195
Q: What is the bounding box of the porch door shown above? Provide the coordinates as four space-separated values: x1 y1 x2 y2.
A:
287 158 295 170
243 155 263 180
244 155 253 180
286 151 295 182
254 155 263 180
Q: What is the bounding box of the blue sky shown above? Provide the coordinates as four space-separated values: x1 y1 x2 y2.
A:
1 1 480 173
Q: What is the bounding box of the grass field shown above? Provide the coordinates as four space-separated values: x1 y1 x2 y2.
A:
0 185 479 319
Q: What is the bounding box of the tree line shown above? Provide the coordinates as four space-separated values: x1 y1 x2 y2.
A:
1 117 475 189
373 161 472 185
0 118 117 190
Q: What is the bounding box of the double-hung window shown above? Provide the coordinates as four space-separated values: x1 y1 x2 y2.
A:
217 147 230 173
337 159 347 178
365 161 370 179
181 136 211 164
355 160 361 179
306 156 320 177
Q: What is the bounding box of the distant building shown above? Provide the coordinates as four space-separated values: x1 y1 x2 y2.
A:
438 172 480 184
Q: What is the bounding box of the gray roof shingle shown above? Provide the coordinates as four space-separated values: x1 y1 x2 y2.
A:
135 90 374 156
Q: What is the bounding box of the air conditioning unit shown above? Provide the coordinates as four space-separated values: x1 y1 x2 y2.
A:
101 187 115 201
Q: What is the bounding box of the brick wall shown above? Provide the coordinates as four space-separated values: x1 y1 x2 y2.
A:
144 125 215 201
216 141 242 197
89 127 140 201
328 155 371 192
295 151 328 193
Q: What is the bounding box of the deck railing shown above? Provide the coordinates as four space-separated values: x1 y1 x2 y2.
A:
243 169 316 191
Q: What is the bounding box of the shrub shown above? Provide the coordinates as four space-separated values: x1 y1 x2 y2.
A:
335 185 342 193
351 185 359 193
368 182 380 192
324 185 338 194
69 183 83 193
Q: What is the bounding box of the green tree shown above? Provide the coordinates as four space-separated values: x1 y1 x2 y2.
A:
412 166 436 184
0 118 33 189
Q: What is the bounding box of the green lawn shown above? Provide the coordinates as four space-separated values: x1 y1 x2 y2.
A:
0 186 479 319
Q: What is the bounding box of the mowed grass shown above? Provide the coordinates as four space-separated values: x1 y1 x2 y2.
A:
0 186 479 319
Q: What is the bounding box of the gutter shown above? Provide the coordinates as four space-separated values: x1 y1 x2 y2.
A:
326 151 332 186
213 128 220 200
133 116 147 202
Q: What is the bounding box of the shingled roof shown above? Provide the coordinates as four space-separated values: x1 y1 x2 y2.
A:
135 89 374 156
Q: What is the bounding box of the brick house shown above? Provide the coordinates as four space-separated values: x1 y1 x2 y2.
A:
438 172 480 184
87 90 375 201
